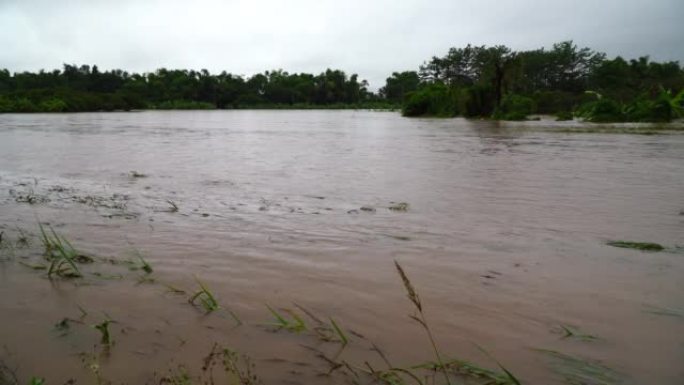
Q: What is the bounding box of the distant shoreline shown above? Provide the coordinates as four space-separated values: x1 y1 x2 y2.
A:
2 41 682 122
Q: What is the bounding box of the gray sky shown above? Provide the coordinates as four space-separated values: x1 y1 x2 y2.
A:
1 0 682 89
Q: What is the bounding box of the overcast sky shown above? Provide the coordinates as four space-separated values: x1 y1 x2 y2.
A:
1 0 682 89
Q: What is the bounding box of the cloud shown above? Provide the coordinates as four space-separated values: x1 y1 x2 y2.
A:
0 0 682 89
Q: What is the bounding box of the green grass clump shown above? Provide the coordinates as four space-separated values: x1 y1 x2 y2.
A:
94 319 113 345
291 303 350 345
39 223 88 278
135 252 153 274
188 277 219 313
414 358 520 385
606 240 664 251
266 305 307 333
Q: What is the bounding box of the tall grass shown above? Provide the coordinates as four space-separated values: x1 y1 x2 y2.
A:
188 277 219 313
39 223 83 278
394 260 451 385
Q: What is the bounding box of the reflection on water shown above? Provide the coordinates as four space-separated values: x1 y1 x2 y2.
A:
0 111 683 384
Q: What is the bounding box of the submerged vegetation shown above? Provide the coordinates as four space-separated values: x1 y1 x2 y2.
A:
1 41 682 122
534 349 622 385
188 277 220 313
39 223 89 278
1 223 538 385
606 240 665 251
5 221 673 384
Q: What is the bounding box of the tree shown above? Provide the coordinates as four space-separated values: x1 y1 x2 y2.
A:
380 71 420 102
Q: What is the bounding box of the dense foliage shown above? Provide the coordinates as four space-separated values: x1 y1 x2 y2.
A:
1 41 683 122
0 66 387 112
399 41 684 122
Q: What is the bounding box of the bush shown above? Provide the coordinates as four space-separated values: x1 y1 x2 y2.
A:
13 98 38 112
0 96 14 112
576 98 625 122
402 84 457 117
39 98 68 112
493 94 536 120
459 85 495 117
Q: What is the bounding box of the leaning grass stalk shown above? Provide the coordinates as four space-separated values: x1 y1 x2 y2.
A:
330 317 348 346
395 260 451 385
474 343 521 385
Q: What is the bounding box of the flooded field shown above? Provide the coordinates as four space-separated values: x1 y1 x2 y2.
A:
0 110 683 385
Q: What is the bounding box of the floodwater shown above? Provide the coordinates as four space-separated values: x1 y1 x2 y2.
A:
0 110 682 384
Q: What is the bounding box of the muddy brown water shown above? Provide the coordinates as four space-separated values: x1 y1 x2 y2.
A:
0 111 682 384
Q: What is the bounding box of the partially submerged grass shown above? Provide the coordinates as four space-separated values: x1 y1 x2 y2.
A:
394 261 521 385
643 304 684 318
94 319 113 345
11 188 49 204
606 240 664 251
159 367 192 385
0 359 19 385
79 352 107 385
15 228 30 248
188 277 219 313
166 200 179 213
195 343 259 385
414 358 519 385
8 226 531 385
266 305 306 333
92 272 124 280
163 283 187 294
134 251 153 274
557 325 598 341
220 347 260 385
129 171 147 178
394 260 451 385
330 318 349 346
39 223 89 278
292 303 351 345
54 317 84 337
389 202 410 212
0 232 16 261
534 348 621 385
19 261 47 270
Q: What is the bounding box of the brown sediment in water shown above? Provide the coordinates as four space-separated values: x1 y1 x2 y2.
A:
0 111 683 384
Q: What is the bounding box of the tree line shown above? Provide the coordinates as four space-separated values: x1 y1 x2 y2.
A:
0 66 389 112
1 41 683 122
390 41 684 122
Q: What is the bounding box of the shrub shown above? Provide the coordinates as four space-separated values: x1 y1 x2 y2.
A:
13 98 38 112
39 98 68 112
402 83 457 117
576 98 625 122
0 96 14 112
493 94 536 120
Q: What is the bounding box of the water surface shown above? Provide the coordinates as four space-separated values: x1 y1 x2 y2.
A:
0 111 682 384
